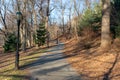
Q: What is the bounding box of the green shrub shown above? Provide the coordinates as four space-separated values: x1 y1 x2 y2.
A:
115 25 120 38
35 23 47 47
78 3 102 33
111 0 120 39
33 33 37 44
3 33 19 52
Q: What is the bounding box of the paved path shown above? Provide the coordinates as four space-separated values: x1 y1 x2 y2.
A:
29 43 81 80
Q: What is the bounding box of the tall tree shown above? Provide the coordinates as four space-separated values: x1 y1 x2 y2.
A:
60 0 66 35
73 0 81 39
85 0 91 9
101 0 111 50
45 0 50 29
0 0 8 38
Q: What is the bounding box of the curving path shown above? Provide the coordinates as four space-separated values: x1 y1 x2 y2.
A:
29 43 81 80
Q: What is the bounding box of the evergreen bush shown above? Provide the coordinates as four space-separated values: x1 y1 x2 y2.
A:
3 33 19 52
78 4 102 33
35 23 46 47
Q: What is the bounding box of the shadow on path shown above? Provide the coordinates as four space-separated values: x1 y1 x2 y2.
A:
103 53 119 80
20 43 81 80
0 74 31 80
20 43 70 70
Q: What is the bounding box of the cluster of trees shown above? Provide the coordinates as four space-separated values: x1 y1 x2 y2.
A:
0 0 120 52
0 0 97 52
0 0 51 52
73 0 120 50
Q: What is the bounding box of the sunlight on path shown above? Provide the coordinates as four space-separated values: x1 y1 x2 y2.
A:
29 43 81 80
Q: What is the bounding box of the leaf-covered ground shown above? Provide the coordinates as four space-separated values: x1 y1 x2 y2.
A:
64 38 120 80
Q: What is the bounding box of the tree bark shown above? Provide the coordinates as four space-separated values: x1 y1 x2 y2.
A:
45 0 50 48
45 0 50 29
22 0 27 51
101 0 111 50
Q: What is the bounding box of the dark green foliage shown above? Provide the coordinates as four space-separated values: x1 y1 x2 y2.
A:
3 33 18 52
92 26 100 32
113 0 120 10
33 33 37 44
36 23 46 46
84 42 91 49
115 25 120 38
111 0 120 38
78 4 102 33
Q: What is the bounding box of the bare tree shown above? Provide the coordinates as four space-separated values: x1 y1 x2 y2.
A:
73 0 82 16
72 0 81 39
60 0 66 35
36 0 55 47
45 0 50 29
85 0 91 9
0 0 9 38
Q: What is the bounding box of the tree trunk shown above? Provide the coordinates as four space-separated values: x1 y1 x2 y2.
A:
22 23 26 51
45 17 49 29
45 0 50 48
22 0 27 51
45 0 50 29
101 0 111 50
30 13 34 47
32 4 37 46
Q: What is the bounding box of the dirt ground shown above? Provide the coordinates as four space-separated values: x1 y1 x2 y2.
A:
0 47 3 54
64 37 120 80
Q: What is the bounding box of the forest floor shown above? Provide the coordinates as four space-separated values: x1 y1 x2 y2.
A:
1 37 120 80
64 37 120 80
0 46 47 80
0 40 59 80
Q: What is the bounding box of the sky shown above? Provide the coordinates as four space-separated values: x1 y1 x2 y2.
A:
50 0 100 25
50 0 84 24
0 0 100 28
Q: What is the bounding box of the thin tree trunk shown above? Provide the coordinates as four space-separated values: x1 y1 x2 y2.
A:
22 0 27 51
30 13 34 47
33 6 37 46
45 0 50 29
75 21 78 40
62 13 65 35
45 0 50 48
23 24 26 51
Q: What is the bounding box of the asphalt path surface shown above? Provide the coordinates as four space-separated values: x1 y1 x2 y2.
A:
29 43 81 80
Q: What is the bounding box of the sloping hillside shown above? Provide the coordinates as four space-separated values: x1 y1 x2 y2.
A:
64 37 120 80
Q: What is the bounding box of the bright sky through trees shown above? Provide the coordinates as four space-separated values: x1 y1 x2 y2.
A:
0 0 99 28
50 0 99 25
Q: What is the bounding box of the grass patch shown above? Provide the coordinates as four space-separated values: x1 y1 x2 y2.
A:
0 47 46 80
